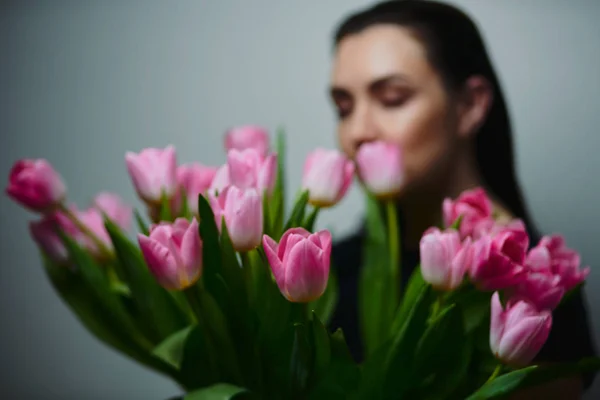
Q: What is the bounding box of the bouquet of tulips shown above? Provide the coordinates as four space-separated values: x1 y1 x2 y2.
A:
6 125 599 400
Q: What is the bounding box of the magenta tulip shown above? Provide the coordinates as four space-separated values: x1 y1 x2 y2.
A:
224 125 270 157
93 192 132 231
512 271 565 311
301 148 355 207
173 163 218 215
526 235 590 291
6 159 66 212
471 217 527 240
138 218 203 290
443 187 493 239
262 228 332 303
469 229 528 291
227 149 277 196
490 291 552 367
125 146 177 204
419 227 470 290
355 141 403 199
210 186 263 252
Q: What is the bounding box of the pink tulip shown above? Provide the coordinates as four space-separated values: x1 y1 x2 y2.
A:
490 291 552 367
301 148 355 207
125 146 177 204
227 149 277 196
173 163 218 215
210 186 263 252
138 218 203 290
419 228 470 290
512 272 565 311
29 212 75 264
443 187 493 239
471 218 527 241
209 164 231 196
6 159 66 212
470 229 528 291
355 141 403 199
262 227 332 303
93 192 132 231
72 206 114 258
526 235 590 291
224 125 270 157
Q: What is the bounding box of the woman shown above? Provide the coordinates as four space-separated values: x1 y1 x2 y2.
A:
328 1 597 398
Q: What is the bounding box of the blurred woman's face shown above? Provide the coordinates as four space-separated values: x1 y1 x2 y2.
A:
330 24 462 197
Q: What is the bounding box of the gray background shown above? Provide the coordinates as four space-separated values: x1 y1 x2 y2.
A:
1 0 599 398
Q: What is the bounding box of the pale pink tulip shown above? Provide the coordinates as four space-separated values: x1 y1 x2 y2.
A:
490 291 552 367
301 148 355 207
472 218 527 240
6 159 66 212
224 125 270 157
262 227 332 303
227 149 277 196
443 187 493 239
138 218 202 290
93 192 132 231
419 227 470 290
355 141 403 199
173 163 218 215
125 146 177 204
73 206 114 258
210 186 263 252
526 235 590 291
209 164 231 196
470 229 528 290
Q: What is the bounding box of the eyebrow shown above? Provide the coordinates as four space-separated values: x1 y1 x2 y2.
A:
330 73 412 97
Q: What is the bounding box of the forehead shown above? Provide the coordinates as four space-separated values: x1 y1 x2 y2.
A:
331 24 434 88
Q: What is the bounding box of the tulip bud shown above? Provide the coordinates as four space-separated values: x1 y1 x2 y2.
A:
29 212 73 264
490 291 552 367
527 235 590 292
125 146 177 204
443 187 493 239
138 218 203 290
419 227 470 290
262 228 332 303
210 186 263 252
469 229 528 291
209 164 231 196
224 125 270 158
355 141 403 199
93 192 133 231
72 206 114 259
301 148 355 208
227 149 277 196
173 163 218 216
6 159 66 213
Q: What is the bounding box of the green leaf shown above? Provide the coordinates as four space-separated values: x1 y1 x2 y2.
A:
311 312 331 377
303 206 320 232
184 383 249 400
270 127 287 239
383 284 435 398
220 222 247 308
160 191 173 222
105 219 189 342
153 324 216 389
283 190 309 232
358 192 389 356
134 209 149 235
465 357 600 400
309 268 339 326
289 323 313 396
450 214 464 231
390 266 426 334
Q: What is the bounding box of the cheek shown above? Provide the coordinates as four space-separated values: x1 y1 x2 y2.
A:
379 97 457 190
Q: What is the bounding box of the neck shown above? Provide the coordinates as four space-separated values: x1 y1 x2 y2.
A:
399 147 498 251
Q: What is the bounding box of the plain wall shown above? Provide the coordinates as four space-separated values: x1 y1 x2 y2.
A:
1 0 598 398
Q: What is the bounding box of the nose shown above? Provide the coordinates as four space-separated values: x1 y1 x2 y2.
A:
348 101 378 155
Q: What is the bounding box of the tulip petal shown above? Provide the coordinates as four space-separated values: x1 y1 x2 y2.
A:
498 312 552 366
263 234 284 288
284 238 328 302
490 291 505 355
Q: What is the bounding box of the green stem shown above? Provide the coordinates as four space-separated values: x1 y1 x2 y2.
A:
60 204 113 259
386 201 400 299
304 206 320 231
485 364 503 385
291 302 308 326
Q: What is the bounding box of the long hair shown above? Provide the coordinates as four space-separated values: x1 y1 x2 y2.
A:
334 0 537 232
